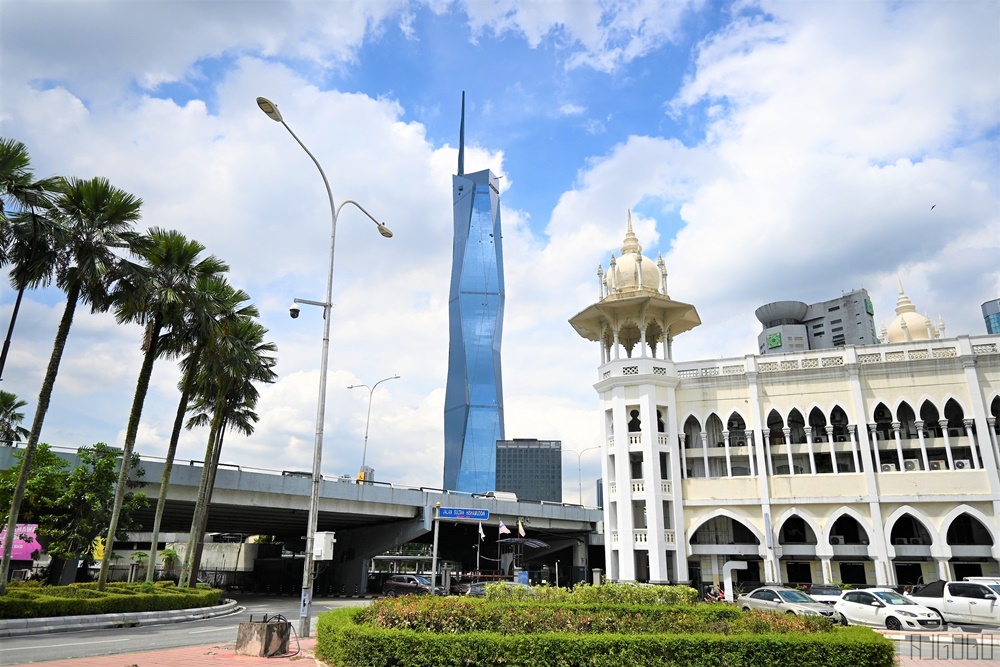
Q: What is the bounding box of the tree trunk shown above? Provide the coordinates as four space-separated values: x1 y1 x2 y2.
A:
180 404 223 587
98 314 161 589
0 283 79 594
146 349 200 583
187 423 227 587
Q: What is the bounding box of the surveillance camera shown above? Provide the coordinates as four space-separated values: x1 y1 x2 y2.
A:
289 303 300 319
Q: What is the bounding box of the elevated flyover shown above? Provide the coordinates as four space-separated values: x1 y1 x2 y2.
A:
0 446 602 593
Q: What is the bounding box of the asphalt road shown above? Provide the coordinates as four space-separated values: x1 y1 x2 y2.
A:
0 595 371 665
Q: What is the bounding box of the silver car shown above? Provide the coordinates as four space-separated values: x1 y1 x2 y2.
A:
737 586 838 620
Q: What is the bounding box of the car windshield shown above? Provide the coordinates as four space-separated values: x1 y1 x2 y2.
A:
811 586 841 595
986 584 1000 596
873 591 913 606
778 590 815 603
412 576 431 585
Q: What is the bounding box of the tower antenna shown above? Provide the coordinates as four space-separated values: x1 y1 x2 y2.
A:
458 91 465 176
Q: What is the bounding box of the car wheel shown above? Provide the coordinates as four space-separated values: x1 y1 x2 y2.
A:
385 590 397 597
839 614 849 627
741 606 751 612
931 609 946 626
787 611 797 615
886 617 902 631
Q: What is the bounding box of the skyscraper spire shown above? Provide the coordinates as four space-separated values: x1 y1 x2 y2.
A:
458 91 465 176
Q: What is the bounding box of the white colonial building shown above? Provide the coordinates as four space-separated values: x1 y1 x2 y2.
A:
570 218 1000 595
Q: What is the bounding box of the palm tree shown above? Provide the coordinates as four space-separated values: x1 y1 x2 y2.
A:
0 137 62 381
0 176 143 594
97 228 228 588
0 390 29 446
179 316 277 587
145 276 256 583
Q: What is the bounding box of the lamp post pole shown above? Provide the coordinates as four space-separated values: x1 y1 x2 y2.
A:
256 96 392 639
347 374 400 481
563 446 601 505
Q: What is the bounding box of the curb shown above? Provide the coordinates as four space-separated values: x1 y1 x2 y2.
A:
0 598 240 638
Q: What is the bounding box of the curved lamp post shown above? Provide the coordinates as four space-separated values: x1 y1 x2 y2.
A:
256 96 392 639
348 374 400 481
563 445 601 505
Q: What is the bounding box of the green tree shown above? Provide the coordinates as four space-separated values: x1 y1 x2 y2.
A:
145 276 256 583
0 443 69 527
180 316 277 587
0 391 30 446
97 228 227 588
0 176 143 594
39 442 148 566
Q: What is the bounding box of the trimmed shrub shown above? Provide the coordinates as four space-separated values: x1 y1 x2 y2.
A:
0 582 221 619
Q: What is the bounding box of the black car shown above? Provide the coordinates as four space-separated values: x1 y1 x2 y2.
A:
381 574 445 596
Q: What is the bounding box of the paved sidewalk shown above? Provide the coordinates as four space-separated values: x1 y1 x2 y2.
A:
6 637 326 667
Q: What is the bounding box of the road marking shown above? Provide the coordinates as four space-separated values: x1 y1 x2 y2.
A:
0 638 130 652
189 627 234 634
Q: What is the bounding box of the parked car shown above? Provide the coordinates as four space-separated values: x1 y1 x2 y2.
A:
737 587 838 620
807 584 844 605
465 580 532 598
907 580 1000 628
381 574 446 596
963 577 1000 596
834 588 943 631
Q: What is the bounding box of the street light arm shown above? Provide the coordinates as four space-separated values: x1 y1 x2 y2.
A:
348 375 400 477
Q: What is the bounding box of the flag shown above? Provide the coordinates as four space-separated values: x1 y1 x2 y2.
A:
498 520 511 535
478 522 485 541
518 519 526 537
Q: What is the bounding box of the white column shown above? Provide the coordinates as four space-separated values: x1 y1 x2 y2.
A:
869 424 883 470
891 421 905 469
825 426 838 474
989 418 999 471
680 435 688 479
964 419 981 468
914 421 930 471
804 428 816 474
783 427 794 474
745 429 757 476
939 419 955 469
762 429 773 476
700 431 710 478
723 430 733 477
639 326 648 358
849 425 860 472
613 329 620 360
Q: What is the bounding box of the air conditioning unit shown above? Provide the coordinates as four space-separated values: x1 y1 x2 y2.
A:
903 460 922 471
893 537 907 545
909 537 925 545
881 463 897 472
835 435 848 442
954 459 972 470
929 461 944 471
830 536 844 545
947 427 962 438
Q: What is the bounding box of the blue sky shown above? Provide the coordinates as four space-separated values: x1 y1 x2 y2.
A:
1 0 998 505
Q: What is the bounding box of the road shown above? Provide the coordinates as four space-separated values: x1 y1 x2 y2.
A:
0 595 370 665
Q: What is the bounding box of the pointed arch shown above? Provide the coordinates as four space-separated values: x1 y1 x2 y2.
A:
787 408 806 444
682 415 702 449
919 400 943 436
705 413 725 447
941 505 998 547
830 405 850 439
823 507 874 544
774 508 822 546
884 505 945 558
766 409 784 445
897 401 917 439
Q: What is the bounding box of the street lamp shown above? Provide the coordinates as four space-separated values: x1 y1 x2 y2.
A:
563 446 601 505
256 96 392 639
347 374 400 481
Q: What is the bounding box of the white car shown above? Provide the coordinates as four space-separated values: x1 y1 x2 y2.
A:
835 588 943 631
807 584 844 605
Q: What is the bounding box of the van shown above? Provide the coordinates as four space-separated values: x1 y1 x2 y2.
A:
484 491 518 501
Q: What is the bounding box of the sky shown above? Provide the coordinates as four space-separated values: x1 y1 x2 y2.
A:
1 0 998 508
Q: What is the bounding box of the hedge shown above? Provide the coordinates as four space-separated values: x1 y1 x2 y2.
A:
319 624 895 667
0 581 221 619
317 597 894 667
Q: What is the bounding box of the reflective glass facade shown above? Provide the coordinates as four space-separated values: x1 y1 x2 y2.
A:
443 168 505 492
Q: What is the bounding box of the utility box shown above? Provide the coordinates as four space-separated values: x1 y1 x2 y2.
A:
313 531 337 560
235 618 290 657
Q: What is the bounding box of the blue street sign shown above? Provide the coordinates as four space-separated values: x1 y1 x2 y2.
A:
438 507 490 521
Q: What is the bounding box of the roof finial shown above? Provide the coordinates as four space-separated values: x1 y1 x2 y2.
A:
895 277 916 315
621 209 641 255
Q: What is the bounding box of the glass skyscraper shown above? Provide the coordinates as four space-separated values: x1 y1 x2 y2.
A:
443 96 505 492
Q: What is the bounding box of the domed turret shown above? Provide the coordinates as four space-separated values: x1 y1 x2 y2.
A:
604 211 662 295
886 280 939 343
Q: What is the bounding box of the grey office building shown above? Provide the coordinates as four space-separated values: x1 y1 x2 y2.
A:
756 288 878 355
496 439 562 502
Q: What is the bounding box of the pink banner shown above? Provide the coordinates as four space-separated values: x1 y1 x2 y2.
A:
0 524 39 560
